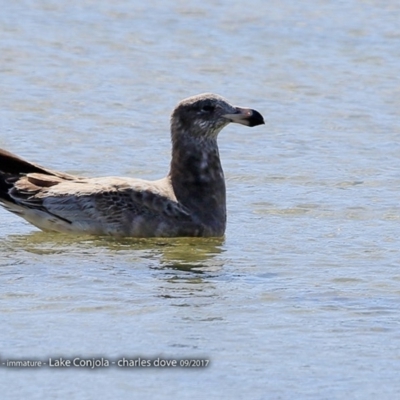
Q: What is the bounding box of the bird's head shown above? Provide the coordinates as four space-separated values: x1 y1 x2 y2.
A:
171 93 264 141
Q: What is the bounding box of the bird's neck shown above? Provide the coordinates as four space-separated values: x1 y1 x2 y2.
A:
169 135 226 235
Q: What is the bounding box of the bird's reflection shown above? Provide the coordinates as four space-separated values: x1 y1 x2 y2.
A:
2 231 225 274
2 231 226 313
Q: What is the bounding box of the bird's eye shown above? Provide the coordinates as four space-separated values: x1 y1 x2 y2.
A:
201 105 214 113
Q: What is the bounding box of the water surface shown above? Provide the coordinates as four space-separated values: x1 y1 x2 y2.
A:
1 0 400 399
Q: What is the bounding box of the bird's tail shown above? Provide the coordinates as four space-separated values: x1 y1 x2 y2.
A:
0 148 75 205
0 149 50 204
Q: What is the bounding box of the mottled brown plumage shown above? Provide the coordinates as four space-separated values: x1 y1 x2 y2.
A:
0 93 264 237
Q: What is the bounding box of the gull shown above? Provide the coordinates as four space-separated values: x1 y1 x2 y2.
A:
0 93 264 237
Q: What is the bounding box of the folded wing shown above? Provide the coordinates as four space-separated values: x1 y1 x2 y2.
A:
3 173 193 236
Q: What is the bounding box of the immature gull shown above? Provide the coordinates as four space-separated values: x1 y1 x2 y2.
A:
0 93 264 237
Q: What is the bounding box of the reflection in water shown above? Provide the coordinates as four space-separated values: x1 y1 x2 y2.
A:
1 231 225 307
2 231 225 272
154 237 225 272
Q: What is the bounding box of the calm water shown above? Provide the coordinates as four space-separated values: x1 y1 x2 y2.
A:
1 0 400 398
